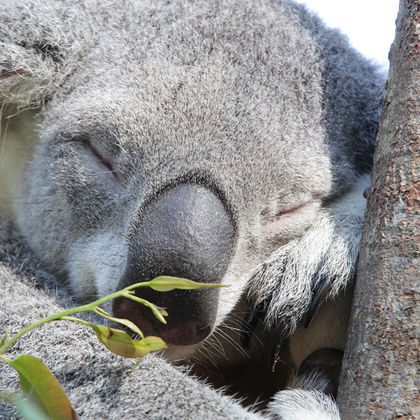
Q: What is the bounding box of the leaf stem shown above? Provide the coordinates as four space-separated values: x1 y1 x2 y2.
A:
0 277 224 355
0 281 151 355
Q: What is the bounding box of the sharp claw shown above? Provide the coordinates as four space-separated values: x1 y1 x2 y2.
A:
240 301 265 348
269 316 288 372
305 274 331 328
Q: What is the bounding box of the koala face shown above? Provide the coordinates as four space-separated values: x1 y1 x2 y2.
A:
2 0 382 360
18 73 331 353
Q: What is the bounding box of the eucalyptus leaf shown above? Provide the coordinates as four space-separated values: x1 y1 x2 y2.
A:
10 355 78 420
143 276 228 292
92 325 167 358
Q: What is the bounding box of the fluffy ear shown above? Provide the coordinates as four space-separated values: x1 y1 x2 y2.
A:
0 1 83 109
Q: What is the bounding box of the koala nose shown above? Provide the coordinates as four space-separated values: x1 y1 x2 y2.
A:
113 183 235 346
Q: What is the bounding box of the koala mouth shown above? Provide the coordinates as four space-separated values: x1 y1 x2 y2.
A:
114 296 212 346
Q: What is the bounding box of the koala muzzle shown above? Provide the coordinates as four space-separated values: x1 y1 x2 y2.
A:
113 183 235 346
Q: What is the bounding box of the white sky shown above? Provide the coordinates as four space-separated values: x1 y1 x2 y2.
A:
296 0 400 70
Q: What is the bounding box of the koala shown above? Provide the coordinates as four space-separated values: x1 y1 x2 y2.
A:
0 0 384 418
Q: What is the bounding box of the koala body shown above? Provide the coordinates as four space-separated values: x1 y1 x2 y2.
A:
0 0 383 417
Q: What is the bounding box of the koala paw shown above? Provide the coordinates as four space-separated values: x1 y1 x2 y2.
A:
247 176 369 356
267 388 340 420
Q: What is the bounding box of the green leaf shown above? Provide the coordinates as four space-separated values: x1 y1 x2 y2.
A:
142 276 228 292
10 355 78 420
91 325 167 358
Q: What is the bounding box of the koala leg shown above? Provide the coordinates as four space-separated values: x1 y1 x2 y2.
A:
261 289 350 419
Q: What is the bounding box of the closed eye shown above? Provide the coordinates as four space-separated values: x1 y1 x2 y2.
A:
262 201 320 238
84 141 120 185
268 202 309 222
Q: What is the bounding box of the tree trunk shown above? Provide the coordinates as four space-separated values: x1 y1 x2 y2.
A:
337 1 420 419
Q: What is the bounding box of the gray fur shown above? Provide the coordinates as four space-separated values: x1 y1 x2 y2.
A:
0 0 384 418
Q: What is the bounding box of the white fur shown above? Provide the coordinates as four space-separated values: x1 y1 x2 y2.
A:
268 389 340 420
67 232 127 299
269 370 340 420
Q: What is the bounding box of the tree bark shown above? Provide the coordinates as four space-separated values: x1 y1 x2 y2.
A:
337 1 420 419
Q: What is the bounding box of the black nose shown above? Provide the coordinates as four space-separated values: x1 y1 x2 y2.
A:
113 183 235 346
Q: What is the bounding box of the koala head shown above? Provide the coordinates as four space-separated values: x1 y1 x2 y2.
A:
0 0 383 358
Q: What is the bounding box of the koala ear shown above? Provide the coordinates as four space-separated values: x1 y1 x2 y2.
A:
0 2 79 109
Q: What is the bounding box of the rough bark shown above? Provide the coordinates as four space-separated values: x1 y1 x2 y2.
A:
337 1 420 419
